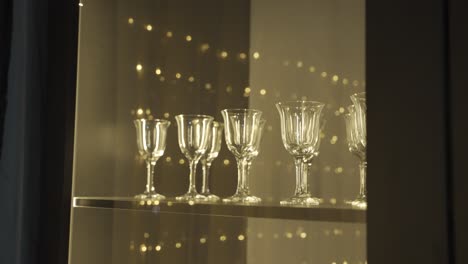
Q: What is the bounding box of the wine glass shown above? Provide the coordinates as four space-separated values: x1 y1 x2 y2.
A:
345 103 367 209
221 109 264 204
175 114 214 202
133 118 171 200
200 121 224 202
276 101 324 206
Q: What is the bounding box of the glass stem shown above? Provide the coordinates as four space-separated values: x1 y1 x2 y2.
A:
236 158 249 195
145 160 156 193
294 158 304 196
188 159 198 194
358 160 367 199
201 161 212 194
301 161 310 195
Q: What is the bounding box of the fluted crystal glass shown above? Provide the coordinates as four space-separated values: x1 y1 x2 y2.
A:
133 118 171 200
345 103 367 209
200 121 224 202
276 101 324 206
175 114 214 202
221 109 264 204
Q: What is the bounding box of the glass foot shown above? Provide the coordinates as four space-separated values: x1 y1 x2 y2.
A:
280 195 321 206
134 192 166 200
176 192 207 202
345 197 367 210
222 193 262 204
200 193 220 202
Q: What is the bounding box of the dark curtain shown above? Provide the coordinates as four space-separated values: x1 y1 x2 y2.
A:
0 0 78 263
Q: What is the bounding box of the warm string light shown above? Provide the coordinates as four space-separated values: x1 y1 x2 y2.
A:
128 18 364 88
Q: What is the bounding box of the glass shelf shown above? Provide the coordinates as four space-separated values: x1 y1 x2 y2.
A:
73 197 366 223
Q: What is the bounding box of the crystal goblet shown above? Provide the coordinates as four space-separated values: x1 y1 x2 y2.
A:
221 109 264 204
276 101 324 206
200 121 224 202
133 118 171 200
345 103 367 209
175 114 214 202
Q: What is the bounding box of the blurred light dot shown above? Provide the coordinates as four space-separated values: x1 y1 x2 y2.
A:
239 53 247 60
78 2 83 7
179 159 185 165
353 80 359 87
137 108 144 115
175 242 182 248
343 78 349 85
226 86 233 93
128 17 134 24
146 24 153 31
300 232 307 239
167 201 173 206
332 75 339 82
238 234 245 241
220 51 228 58
165 156 172 162
321 72 328 78
144 232 150 238
253 52 260 59
200 43 210 52
185 35 192 42
163 112 170 118
330 198 337 204
219 235 227 241
244 87 251 93
145 109 151 115
200 237 207 244
283 60 290 66
136 64 143 71
188 200 195 206
154 200 159 205
297 61 303 68
343 261 348 264
223 159 230 165
139 200 145 206
140 244 147 253
188 76 195 82
155 245 162 251
324 166 331 172
146 200 152 205
130 109 136 115
309 66 316 72
335 167 343 174
159 76 165 82
166 31 173 37
330 135 338 144
257 233 264 239
175 73 182 79
339 107 345 113
285 232 293 239
260 89 267 95
155 68 162 75
205 83 212 90
147 245 153 251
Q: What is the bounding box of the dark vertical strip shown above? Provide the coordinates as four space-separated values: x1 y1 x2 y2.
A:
367 0 450 263
442 0 455 263
449 0 468 263
0 0 12 157
38 0 79 263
